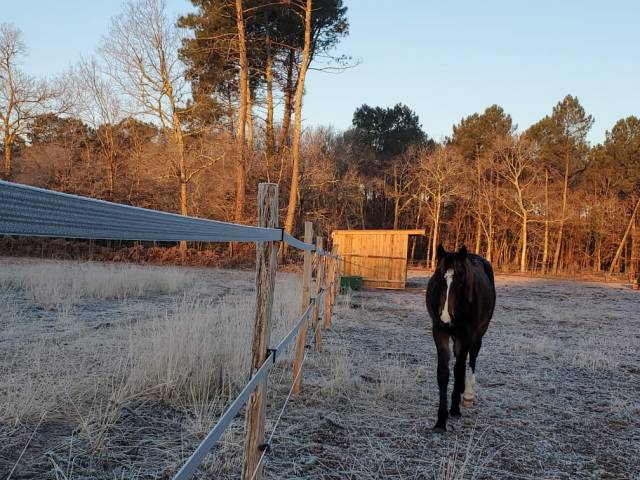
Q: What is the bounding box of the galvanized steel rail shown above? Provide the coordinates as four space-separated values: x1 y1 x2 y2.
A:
283 231 315 251
173 301 316 480
0 180 316 250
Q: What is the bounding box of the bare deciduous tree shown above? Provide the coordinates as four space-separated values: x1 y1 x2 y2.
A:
389 150 418 230
0 23 68 179
494 135 540 273
100 0 221 252
73 57 124 198
417 145 461 269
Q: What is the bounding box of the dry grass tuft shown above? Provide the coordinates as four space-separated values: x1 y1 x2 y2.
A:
321 347 357 394
126 295 255 401
0 260 192 309
126 275 300 403
375 354 415 400
437 426 496 480
1 260 305 478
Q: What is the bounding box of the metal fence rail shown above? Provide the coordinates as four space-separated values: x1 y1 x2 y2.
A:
283 231 315 251
0 180 340 480
173 302 315 480
0 180 295 245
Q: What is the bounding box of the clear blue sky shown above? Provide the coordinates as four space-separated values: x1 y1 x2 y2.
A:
4 0 639 144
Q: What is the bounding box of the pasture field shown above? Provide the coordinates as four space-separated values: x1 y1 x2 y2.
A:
1 258 639 479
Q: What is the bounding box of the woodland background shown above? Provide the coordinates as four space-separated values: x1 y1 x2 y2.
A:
1 0 639 275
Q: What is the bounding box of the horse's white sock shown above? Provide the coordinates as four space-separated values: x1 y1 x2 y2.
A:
463 373 476 402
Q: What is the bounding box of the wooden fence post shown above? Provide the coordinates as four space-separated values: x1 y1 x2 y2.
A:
292 221 313 394
323 256 335 329
242 183 278 480
333 257 341 299
312 237 325 351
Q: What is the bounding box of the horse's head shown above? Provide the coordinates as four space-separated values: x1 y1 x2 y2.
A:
433 244 474 324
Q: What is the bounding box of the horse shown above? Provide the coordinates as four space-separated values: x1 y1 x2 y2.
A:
426 244 496 432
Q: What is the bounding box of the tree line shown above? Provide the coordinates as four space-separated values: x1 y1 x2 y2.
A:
1 1 638 276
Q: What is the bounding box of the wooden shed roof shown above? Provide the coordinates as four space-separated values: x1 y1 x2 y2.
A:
331 229 425 236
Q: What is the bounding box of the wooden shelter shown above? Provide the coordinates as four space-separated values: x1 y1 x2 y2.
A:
331 229 425 289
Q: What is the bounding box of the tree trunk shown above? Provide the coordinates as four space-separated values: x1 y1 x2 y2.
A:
631 213 638 276
411 205 420 263
265 34 275 169
541 169 549 274
566 233 574 273
278 49 295 152
552 158 569 274
520 213 528 273
283 0 313 238
393 198 400 230
234 0 249 223
392 162 399 229
514 229 522 271
4 142 11 179
474 153 482 253
106 126 117 199
172 113 188 255
486 213 493 263
430 197 441 270
474 216 482 253
179 178 188 256
3 131 12 179
107 153 115 199
609 197 640 276
247 78 254 153
426 223 432 267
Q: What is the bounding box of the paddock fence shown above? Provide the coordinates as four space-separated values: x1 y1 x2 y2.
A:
0 179 341 480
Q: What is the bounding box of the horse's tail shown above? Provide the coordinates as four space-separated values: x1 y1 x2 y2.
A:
482 259 495 288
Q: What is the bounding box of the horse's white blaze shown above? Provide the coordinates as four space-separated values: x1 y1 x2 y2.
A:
441 268 454 323
463 372 476 402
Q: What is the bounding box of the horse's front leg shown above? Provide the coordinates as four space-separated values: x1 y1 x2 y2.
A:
450 341 469 417
433 328 450 432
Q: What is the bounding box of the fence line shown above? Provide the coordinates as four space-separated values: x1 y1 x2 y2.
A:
0 180 315 249
173 301 316 480
0 179 341 480
249 296 327 480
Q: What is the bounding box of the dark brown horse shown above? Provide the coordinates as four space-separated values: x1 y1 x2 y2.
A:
426 245 496 432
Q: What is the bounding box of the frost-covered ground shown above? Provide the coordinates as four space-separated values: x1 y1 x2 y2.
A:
262 274 640 479
1 258 639 479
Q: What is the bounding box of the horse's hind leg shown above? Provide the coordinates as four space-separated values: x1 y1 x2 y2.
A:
464 339 482 406
450 341 468 416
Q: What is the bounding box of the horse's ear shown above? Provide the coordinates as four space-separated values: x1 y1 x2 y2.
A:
436 244 446 261
458 245 468 260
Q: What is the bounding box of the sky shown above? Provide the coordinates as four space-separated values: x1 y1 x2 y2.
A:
3 0 639 144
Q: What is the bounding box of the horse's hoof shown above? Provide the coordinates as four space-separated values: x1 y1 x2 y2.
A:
462 398 474 408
